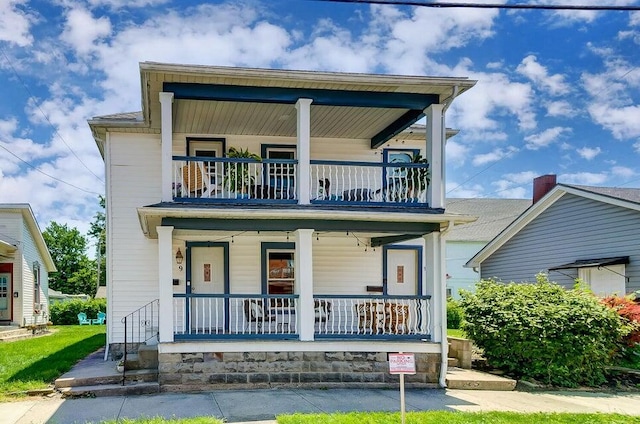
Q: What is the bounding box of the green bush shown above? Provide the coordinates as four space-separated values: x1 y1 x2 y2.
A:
50 298 107 325
460 274 624 387
447 298 464 329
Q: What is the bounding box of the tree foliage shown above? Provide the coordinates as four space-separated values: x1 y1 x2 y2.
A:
460 274 624 387
43 221 96 296
88 195 106 288
49 298 107 325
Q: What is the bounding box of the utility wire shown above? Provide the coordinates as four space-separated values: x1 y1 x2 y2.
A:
0 48 104 183
0 143 102 196
313 0 640 11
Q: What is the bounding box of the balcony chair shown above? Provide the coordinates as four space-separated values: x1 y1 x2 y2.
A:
181 162 212 198
355 302 383 333
314 300 332 323
77 312 91 325
91 311 106 325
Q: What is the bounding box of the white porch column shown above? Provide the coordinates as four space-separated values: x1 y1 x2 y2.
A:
296 98 312 205
424 230 448 387
160 92 174 203
425 104 444 209
295 228 314 341
157 226 174 343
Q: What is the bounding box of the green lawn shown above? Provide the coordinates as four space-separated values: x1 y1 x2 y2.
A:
0 325 105 398
101 412 639 424
446 328 466 338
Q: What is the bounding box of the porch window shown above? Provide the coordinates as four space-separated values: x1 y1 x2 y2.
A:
263 145 296 199
266 251 295 295
33 261 40 308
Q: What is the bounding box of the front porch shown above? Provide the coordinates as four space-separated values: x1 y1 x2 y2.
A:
172 293 431 341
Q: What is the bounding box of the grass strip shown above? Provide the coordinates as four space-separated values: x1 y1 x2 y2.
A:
0 325 105 398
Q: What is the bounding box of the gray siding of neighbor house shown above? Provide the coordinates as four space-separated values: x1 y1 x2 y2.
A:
480 192 640 294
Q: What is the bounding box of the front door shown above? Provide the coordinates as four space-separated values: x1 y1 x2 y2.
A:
188 245 228 333
385 247 421 296
0 272 11 322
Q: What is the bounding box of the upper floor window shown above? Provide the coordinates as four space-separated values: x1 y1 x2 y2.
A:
33 261 40 308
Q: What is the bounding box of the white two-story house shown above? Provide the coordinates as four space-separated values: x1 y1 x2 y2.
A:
89 62 476 390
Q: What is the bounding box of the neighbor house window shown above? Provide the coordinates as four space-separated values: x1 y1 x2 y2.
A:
33 261 40 309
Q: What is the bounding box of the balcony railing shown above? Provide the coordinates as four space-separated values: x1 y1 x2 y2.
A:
172 293 430 340
172 157 430 206
173 156 297 201
310 160 429 205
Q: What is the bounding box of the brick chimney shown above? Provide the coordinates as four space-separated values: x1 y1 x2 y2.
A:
533 174 557 204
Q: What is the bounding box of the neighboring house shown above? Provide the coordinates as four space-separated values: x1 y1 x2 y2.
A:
48 288 90 304
88 62 476 389
444 198 531 299
0 204 56 326
466 175 640 297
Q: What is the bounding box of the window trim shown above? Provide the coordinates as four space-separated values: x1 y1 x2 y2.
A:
33 261 41 310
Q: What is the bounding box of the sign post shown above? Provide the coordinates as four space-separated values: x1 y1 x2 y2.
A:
388 352 416 424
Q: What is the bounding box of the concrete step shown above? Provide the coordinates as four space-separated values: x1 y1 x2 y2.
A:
447 357 459 367
446 367 516 391
55 368 158 388
0 328 32 342
138 344 159 369
59 381 160 398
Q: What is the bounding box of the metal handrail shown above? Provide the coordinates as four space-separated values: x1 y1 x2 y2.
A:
120 299 159 385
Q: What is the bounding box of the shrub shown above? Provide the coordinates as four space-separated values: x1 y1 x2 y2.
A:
50 298 107 325
447 298 464 329
460 274 624 387
601 295 640 345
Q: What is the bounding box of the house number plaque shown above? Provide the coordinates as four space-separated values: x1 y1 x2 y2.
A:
397 265 404 284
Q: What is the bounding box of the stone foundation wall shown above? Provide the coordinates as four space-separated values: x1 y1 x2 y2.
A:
158 351 440 391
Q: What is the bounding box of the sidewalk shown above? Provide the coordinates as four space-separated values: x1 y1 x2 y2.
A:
4 388 640 424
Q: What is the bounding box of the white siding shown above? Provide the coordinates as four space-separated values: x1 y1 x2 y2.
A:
20 219 48 325
0 214 21 323
446 241 483 299
108 132 162 341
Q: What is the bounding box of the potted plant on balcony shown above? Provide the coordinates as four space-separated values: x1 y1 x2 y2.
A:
402 153 430 201
224 147 261 197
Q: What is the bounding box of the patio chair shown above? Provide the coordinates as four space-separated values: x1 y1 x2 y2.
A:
355 302 382 333
91 311 106 325
243 299 276 331
181 162 212 198
314 300 332 323
77 312 91 325
383 303 409 334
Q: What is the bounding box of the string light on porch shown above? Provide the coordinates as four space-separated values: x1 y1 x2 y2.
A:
350 233 376 253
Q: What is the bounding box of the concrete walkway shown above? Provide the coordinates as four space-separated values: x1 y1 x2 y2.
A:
3 388 640 423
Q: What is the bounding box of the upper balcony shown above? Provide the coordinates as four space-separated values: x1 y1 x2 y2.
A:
172 156 431 207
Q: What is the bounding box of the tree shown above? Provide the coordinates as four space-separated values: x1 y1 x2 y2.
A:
88 196 106 288
43 221 96 296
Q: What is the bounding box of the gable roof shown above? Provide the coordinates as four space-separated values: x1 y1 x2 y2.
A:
0 204 56 272
445 198 531 242
465 184 640 268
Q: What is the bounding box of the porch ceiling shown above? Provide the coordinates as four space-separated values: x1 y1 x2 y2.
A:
140 62 476 148
136 205 476 239
0 240 17 257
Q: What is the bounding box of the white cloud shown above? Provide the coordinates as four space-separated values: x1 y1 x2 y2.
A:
588 103 640 140
524 127 572 150
532 0 639 25
544 100 576 117
491 171 538 198
446 140 470 166
631 11 640 26
88 0 169 7
576 146 601 160
0 0 34 47
472 146 518 166
612 166 636 178
559 172 608 185
61 8 112 56
516 55 570 96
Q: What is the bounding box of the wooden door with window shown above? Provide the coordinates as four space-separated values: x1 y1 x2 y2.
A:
0 272 11 322
189 246 226 332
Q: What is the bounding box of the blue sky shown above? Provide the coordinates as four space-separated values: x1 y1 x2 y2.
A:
0 0 639 236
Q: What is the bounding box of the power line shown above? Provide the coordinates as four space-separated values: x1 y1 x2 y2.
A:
313 0 640 11
0 143 102 196
0 48 104 184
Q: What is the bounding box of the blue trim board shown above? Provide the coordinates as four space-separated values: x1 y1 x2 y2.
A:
163 82 439 110
261 242 295 294
162 218 438 234
382 245 424 296
371 110 425 149
260 143 297 159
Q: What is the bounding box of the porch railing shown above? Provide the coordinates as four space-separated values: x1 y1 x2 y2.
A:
310 160 429 204
121 299 159 385
313 295 431 339
173 156 297 201
173 294 299 338
172 294 430 340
